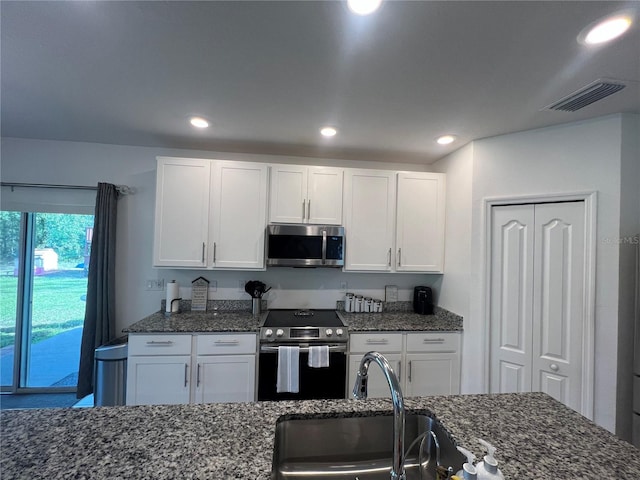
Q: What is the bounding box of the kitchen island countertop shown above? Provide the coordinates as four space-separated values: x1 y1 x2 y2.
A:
123 307 462 334
1 393 638 479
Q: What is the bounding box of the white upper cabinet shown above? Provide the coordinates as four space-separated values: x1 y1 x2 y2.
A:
395 172 446 273
209 161 268 269
343 169 396 271
153 157 210 267
153 157 268 269
343 170 446 273
269 165 343 225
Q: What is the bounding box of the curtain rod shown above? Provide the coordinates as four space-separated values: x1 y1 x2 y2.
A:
1 182 134 195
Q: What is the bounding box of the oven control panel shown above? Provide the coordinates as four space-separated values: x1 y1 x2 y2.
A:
260 326 347 342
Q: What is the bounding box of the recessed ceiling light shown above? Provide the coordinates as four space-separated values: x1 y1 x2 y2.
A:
582 15 632 45
320 126 338 137
436 135 456 145
347 0 382 16
189 117 209 128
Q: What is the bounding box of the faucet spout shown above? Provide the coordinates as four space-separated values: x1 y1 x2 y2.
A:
353 352 406 480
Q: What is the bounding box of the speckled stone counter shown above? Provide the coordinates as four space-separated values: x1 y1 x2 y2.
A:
123 309 263 333
341 306 462 332
1 393 638 479
124 303 462 334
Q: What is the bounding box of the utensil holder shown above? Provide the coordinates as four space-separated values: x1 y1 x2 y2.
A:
252 298 261 316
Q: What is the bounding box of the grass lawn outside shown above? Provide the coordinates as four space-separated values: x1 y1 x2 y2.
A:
0 270 88 349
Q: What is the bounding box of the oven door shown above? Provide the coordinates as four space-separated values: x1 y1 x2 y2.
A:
258 344 347 401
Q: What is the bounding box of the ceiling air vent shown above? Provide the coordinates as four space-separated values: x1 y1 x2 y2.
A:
545 79 626 112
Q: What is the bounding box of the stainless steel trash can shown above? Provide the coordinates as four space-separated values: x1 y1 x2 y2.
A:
94 336 128 406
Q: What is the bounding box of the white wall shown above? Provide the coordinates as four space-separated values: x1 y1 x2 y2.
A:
467 114 625 433
0 137 438 333
616 113 640 440
431 143 474 392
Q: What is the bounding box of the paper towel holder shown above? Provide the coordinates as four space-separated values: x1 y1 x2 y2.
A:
164 297 182 317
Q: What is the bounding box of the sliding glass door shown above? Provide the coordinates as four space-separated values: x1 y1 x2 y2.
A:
0 211 94 392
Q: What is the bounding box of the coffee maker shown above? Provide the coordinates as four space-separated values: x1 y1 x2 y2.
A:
413 286 433 315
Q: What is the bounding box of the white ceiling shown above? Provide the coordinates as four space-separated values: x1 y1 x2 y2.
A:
1 1 639 164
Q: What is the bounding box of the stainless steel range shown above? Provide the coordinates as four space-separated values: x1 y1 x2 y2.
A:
258 309 348 400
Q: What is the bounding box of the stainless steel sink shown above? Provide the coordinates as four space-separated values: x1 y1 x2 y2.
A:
271 413 464 480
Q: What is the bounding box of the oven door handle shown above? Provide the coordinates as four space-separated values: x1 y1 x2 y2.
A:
260 344 347 353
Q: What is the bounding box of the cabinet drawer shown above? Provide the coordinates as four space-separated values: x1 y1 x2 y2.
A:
350 333 403 353
405 332 460 353
196 334 257 355
129 334 192 356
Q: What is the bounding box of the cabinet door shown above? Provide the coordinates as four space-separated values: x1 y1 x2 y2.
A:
343 170 396 271
307 167 343 225
269 165 307 223
349 353 403 399
404 353 460 396
126 355 191 405
396 172 446 272
194 355 256 403
210 161 268 269
153 157 210 267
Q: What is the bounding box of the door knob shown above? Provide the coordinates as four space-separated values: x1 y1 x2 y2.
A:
550 363 559 372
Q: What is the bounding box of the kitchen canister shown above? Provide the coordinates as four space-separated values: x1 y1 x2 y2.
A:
354 295 363 313
345 293 354 312
373 299 383 313
364 297 372 313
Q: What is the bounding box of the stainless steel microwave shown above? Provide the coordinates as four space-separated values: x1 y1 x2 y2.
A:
266 224 345 267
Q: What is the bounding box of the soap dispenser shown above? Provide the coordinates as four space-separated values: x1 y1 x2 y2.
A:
475 439 504 480
455 446 478 480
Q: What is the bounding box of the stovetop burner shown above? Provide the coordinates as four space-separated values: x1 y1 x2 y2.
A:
260 309 347 343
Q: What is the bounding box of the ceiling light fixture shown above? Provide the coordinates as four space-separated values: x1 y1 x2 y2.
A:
320 126 338 137
189 117 209 128
347 0 382 16
436 135 456 145
581 15 632 45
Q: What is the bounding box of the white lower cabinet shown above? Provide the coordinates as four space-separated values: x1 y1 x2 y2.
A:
127 355 191 405
194 334 256 404
348 332 461 399
126 333 257 406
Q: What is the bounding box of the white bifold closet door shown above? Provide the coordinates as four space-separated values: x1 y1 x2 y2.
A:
490 201 585 413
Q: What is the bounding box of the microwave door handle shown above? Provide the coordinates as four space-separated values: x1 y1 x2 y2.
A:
322 230 327 265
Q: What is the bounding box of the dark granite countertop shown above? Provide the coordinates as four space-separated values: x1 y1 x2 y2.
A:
124 303 462 334
1 393 638 479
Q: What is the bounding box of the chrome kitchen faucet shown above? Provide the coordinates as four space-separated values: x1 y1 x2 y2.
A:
352 351 406 480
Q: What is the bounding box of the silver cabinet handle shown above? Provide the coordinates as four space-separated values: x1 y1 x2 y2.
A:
202 242 205 263
307 199 311 220
550 363 559 372
408 360 412 382
398 248 402 266
145 340 174 346
197 363 201 387
423 338 445 343
397 361 402 380
387 248 391 267
302 200 306 220
213 242 217 263
184 364 189 387
366 339 389 345
214 339 240 346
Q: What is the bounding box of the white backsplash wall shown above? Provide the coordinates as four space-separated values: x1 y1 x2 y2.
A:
154 268 441 310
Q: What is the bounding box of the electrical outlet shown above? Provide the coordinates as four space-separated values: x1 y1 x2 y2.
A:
239 280 246 292
145 279 165 291
209 280 217 292
340 281 348 292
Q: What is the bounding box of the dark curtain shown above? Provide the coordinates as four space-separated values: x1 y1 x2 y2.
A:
77 183 118 399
